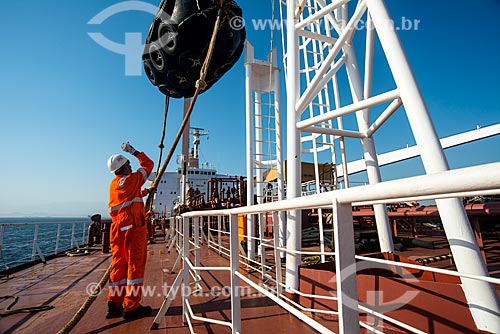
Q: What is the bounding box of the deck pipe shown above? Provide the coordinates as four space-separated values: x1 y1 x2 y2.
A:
244 43 256 260
366 0 500 331
285 0 302 292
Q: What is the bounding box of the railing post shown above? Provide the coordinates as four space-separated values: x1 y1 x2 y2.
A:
71 223 80 249
218 216 222 255
31 224 46 264
0 225 8 270
81 222 87 245
258 213 264 259
55 224 61 254
194 217 200 264
176 217 181 251
333 200 359 334
31 224 39 261
229 213 242 334
182 216 189 324
260 232 266 281
272 211 283 296
194 217 201 288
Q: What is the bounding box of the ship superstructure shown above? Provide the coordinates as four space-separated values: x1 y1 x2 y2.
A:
153 127 233 216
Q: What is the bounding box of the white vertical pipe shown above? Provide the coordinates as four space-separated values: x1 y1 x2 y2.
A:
0 225 6 269
332 76 350 189
181 98 191 204
359 10 394 251
364 13 374 101
176 217 181 250
302 13 326 263
286 0 302 291
194 217 200 279
182 217 189 323
71 223 78 249
217 216 222 255
366 0 500 331
229 213 242 333
333 200 360 334
321 14 339 192
343 44 394 252
272 211 283 296
255 92 264 258
260 219 266 281
274 59 287 260
55 224 61 254
255 92 264 200
81 222 86 244
31 224 39 261
245 49 256 261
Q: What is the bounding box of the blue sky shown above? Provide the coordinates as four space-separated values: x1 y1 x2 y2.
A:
0 1 499 217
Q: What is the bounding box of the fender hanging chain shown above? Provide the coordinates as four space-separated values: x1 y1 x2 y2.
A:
156 95 170 176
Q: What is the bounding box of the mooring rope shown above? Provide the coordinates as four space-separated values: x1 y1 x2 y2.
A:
156 95 170 176
145 5 224 212
56 265 110 334
57 3 225 333
0 295 54 317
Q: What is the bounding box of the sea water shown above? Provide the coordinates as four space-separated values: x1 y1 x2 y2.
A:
0 217 89 270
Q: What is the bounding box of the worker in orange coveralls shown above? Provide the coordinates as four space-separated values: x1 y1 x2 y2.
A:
106 142 154 320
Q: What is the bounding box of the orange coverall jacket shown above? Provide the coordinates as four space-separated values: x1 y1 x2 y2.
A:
108 152 154 311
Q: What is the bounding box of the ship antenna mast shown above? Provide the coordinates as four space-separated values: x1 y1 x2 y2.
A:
190 127 209 159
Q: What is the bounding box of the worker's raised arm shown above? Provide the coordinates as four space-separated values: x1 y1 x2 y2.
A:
122 142 154 187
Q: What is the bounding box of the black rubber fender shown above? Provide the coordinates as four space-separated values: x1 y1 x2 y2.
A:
157 22 178 55
142 0 246 98
149 42 166 72
144 60 157 86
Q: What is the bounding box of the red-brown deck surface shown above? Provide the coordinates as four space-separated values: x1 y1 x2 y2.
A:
1 233 499 334
0 241 322 334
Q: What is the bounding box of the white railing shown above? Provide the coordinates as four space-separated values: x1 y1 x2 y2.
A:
155 162 500 334
0 221 89 271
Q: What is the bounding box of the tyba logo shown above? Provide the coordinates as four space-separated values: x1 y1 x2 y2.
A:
87 1 176 76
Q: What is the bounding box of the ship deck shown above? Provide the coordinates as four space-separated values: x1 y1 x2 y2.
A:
1 232 500 334
0 240 325 334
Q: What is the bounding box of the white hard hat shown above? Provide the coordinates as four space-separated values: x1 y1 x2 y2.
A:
107 154 129 173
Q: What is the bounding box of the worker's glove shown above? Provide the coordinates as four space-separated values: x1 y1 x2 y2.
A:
121 142 138 155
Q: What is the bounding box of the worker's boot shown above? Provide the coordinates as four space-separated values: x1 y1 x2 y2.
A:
105 301 123 319
123 305 152 320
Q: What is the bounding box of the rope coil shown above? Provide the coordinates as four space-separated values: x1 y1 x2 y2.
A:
56 265 111 334
0 295 54 317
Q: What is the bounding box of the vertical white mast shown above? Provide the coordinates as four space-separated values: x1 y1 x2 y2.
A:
245 42 256 260
365 1 500 331
285 0 301 291
245 42 284 261
180 98 191 204
281 0 500 330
